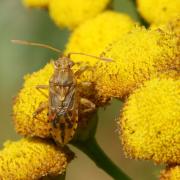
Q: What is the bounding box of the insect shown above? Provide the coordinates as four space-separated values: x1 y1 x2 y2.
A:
12 40 112 145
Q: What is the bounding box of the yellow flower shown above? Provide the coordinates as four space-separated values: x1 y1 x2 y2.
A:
120 78 180 164
94 26 180 99
160 166 180 180
137 0 180 24
0 138 73 179
23 0 49 8
65 11 135 66
49 0 111 29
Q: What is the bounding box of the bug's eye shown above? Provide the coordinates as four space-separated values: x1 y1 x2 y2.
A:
54 60 62 68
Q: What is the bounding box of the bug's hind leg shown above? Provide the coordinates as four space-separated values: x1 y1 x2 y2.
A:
33 101 48 119
80 98 96 114
36 85 49 98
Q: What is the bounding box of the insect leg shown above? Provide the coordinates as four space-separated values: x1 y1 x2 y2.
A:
80 98 96 113
74 65 93 78
80 81 93 87
36 85 49 98
33 101 48 119
36 85 49 88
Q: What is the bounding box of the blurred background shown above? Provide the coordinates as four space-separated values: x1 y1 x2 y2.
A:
0 0 163 179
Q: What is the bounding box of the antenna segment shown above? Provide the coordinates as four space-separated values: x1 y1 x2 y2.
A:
68 52 112 62
11 40 62 54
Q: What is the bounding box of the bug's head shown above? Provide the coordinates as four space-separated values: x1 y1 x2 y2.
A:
54 56 74 70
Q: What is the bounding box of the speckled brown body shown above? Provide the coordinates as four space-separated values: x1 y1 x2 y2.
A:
48 56 79 145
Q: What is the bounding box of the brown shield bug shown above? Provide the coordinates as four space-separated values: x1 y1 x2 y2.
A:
12 40 112 145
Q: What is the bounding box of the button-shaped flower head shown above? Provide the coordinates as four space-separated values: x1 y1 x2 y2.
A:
0 138 74 179
49 0 111 29
137 0 180 24
120 78 180 164
94 27 179 99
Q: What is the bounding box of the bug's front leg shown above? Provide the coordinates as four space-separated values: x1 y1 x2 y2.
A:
80 97 96 113
33 101 48 119
36 85 49 98
80 81 93 88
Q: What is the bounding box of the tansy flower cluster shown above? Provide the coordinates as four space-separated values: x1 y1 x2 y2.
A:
0 138 73 179
49 0 111 30
137 0 180 24
94 26 179 99
24 0 112 29
1 0 180 179
120 78 180 164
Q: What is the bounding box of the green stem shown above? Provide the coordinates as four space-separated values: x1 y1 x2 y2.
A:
72 138 130 180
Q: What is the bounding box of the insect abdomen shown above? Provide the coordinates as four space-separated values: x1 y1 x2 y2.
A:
50 110 78 145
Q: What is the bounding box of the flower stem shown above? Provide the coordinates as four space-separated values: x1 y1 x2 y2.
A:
72 138 130 180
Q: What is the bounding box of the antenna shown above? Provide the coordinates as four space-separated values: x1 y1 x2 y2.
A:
67 52 113 62
11 40 113 62
11 40 62 54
